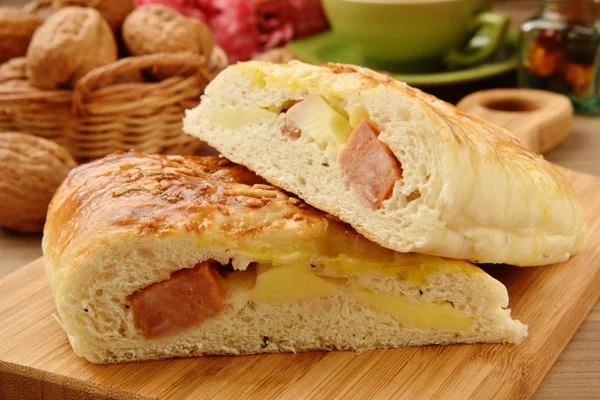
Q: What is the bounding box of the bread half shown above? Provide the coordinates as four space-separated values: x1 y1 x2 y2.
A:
43 151 526 364
183 61 586 266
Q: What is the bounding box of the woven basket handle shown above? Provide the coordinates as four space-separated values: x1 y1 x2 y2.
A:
72 52 212 115
23 0 52 13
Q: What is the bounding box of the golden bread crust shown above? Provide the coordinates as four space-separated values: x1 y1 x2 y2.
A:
43 151 343 274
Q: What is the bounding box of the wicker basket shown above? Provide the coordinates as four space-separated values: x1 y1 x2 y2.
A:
0 49 227 161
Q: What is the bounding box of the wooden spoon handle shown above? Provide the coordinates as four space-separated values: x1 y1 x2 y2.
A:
457 89 573 154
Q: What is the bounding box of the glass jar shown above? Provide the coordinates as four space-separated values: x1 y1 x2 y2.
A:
518 0 600 115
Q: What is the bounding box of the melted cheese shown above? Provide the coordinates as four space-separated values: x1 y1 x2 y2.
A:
212 105 274 129
249 264 339 302
224 262 474 331
349 283 472 330
323 253 481 285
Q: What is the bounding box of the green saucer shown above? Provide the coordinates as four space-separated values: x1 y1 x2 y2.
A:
288 31 519 86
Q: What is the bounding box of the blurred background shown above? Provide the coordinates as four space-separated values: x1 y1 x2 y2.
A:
0 1 598 397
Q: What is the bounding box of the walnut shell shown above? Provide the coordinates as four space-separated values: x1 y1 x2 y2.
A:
122 5 214 58
27 7 117 90
0 132 77 233
51 0 134 31
0 8 44 63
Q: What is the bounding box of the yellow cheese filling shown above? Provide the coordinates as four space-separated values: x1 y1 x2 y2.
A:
208 235 481 286
212 105 274 130
249 264 339 302
224 263 473 331
349 283 472 330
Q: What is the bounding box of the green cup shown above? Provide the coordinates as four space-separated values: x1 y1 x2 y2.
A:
321 0 508 72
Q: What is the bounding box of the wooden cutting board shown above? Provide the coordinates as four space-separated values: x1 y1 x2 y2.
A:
1 168 599 400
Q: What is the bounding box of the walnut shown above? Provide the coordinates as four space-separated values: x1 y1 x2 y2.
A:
26 7 117 89
123 5 214 58
0 132 77 232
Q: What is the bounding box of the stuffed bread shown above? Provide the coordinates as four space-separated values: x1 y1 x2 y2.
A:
183 61 586 266
43 151 526 364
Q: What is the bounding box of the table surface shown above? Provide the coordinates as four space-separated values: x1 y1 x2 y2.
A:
0 1 598 399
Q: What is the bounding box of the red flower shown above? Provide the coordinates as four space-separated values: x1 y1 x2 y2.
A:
133 0 328 62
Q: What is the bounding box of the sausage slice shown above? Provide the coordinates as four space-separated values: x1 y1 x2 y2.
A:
339 119 402 208
128 260 224 339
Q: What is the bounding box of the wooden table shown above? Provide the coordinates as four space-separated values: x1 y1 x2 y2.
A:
0 1 598 398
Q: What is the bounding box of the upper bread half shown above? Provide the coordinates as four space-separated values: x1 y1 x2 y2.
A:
43 151 525 363
183 61 586 266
